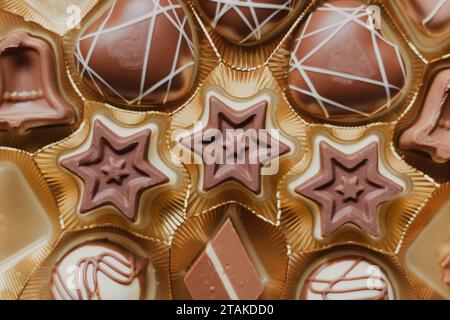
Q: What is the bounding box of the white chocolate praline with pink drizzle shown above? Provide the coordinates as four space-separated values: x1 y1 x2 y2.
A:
299 255 396 300
439 240 450 286
50 240 149 300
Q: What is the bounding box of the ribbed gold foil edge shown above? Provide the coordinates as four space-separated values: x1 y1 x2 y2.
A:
0 148 61 300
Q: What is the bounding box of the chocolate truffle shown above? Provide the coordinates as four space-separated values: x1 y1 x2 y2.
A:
287 0 406 122
184 218 264 300
76 0 197 107
180 95 290 194
295 141 402 238
399 69 450 164
401 0 450 35
439 241 450 286
301 255 395 300
196 0 298 44
50 240 148 300
60 120 169 222
0 31 75 134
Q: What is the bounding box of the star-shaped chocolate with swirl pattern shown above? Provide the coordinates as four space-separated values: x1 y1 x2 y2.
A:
295 141 402 238
60 120 169 222
180 95 290 194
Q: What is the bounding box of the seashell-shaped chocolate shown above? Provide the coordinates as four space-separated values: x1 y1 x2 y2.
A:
195 0 299 45
287 0 406 122
75 0 198 107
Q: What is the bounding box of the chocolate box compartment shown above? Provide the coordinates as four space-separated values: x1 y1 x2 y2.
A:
168 63 306 223
385 0 450 59
0 149 61 300
279 123 437 253
20 227 171 300
395 59 450 183
170 204 289 300
1 0 99 35
0 10 83 152
283 245 418 300
399 184 450 300
270 0 425 126
34 101 190 242
62 0 220 112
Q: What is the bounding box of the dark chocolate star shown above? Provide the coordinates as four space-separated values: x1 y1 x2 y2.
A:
61 120 169 221
295 141 402 237
180 96 290 194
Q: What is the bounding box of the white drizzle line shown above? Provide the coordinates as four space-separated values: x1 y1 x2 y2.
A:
76 0 196 105
206 0 294 43
422 0 448 26
288 3 405 118
205 244 239 300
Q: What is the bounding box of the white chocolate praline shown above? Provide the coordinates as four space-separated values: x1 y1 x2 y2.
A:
300 255 396 300
50 240 148 300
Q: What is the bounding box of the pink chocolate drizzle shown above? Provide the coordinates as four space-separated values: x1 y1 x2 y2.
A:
50 241 148 300
304 257 391 300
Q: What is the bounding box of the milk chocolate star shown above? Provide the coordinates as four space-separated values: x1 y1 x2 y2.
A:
439 241 450 286
61 120 169 221
295 141 402 237
180 95 290 194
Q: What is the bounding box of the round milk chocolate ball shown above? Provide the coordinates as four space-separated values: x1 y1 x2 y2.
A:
196 0 298 45
287 0 406 122
76 0 198 107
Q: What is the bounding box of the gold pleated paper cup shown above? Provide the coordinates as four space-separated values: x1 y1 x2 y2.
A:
384 0 450 61
0 148 61 299
170 203 289 300
189 0 311 70
20 227 171 300
283 244 419 300
279 123 437 253
394 58 450 183
62 0 218 113
268 0 425 127
0 10 83 152
398 184 450 300
34 101 190 242
168 63 307 223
